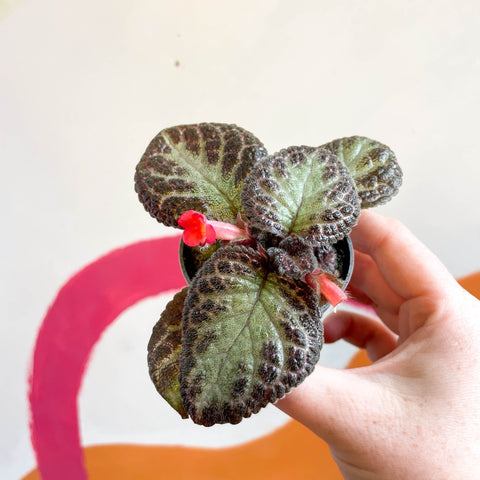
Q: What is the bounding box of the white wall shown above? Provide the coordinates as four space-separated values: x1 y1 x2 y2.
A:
2 1 479 478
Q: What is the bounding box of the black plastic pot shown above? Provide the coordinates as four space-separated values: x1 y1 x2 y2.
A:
179 237 354 296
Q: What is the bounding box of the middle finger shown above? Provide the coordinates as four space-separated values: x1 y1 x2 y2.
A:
349 250 404 333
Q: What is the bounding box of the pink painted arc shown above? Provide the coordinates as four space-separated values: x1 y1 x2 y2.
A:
28 235 186 480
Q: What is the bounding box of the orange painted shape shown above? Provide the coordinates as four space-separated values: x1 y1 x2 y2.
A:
21 411 342 480
22 349 372 480
20 421 340 480
458 271 480 300
83 421 340 480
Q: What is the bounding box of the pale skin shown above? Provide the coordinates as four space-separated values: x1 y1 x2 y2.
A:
276 210 480 480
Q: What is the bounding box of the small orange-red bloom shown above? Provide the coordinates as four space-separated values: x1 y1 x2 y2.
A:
178 210 250 247
178 210 216 247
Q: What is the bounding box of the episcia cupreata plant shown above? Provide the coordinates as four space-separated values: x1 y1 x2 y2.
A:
134 123 402 426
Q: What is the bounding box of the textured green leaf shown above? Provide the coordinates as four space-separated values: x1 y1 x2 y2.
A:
179 245 323 426
321 136 402 208
135 123 267 226
267 236 319 280
267 235 342 281
242 146 360 246
147 288 189 418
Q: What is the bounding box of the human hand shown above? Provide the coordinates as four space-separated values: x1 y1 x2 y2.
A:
276 210 480 480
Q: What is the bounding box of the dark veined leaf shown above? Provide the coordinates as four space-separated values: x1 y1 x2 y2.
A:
179 245 323 426
315 243 340 276
267 236 342 281
135 123 268 226
267 235 319 280
147 288 189 418
241 146 360 246
321 136 402 208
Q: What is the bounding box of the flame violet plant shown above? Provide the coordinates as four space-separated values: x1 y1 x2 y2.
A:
134 123 402 426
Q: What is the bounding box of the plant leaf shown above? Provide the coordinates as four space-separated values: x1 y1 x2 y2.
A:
321 136 402 208
147 288 189 418
242 146 360 246
179 245 323 426
135 123 268 226
267 236 319 280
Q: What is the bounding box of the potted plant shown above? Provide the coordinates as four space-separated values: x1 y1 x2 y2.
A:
134 123 402 426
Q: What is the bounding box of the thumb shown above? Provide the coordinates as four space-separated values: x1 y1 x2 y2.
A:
276 363 390 447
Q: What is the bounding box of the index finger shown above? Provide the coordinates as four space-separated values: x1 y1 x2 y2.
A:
350 210 456 300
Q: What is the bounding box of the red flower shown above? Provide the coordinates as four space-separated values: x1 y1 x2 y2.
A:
178 210 216 247
178 210 250 247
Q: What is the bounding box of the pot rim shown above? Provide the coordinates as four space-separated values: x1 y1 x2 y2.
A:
179 236 354 291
